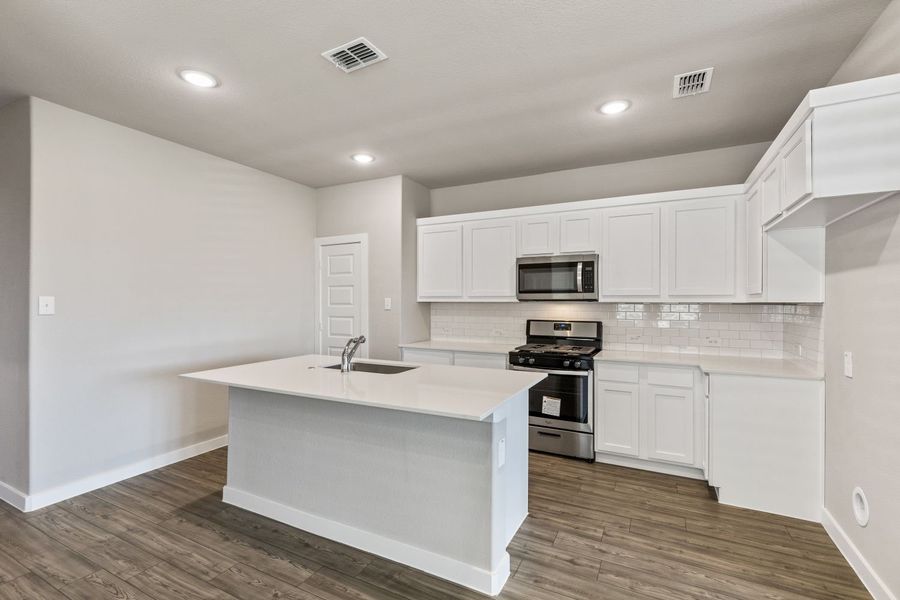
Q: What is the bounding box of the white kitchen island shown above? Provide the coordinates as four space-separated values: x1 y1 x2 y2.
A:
182 354 544 596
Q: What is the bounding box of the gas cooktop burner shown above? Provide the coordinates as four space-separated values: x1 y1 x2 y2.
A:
513 343 600 356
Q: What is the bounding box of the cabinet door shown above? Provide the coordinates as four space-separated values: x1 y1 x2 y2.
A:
645 385 694 465
595 381 641 457
745 185 764 295
559 211 599 254
418 224 463 299
760 162 782 225
601 205 660 296
518 215 558 256
666 197 736 296
780 118 813 212
464 219 517 298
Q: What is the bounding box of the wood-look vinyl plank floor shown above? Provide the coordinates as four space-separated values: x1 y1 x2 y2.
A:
0 448 870 600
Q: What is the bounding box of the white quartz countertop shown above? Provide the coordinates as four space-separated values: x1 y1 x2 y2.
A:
400 340 513 355
595 350 823 380
182 354 545 421
399 340 822 380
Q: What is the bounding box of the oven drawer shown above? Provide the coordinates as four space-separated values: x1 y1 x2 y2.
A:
529 426 594 460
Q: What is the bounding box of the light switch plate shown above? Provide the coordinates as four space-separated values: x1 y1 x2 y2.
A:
38 296 55 315
383 297 392 310
843 351 853 378
497 437 506 468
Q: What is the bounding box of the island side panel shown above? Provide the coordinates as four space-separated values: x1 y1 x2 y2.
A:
490 389 529 552
225 387 497 572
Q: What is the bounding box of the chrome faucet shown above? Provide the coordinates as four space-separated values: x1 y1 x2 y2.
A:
340 336 367 372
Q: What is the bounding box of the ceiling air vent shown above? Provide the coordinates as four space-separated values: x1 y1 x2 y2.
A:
673 67 714 98
321 37 387 73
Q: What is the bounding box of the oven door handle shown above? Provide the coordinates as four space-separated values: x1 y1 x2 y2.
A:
510 365 591 377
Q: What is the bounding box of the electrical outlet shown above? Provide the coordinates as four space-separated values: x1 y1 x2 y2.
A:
383 297 392 310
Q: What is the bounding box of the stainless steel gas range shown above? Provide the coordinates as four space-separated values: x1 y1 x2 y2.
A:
508 319 602 461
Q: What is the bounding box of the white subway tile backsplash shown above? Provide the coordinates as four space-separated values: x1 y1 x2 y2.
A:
430 301 823 369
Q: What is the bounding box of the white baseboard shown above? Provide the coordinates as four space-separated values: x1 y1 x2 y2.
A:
0 479 28 511
594 452 706 480
21 434 228 512
223 485 510 596
822 508 897 600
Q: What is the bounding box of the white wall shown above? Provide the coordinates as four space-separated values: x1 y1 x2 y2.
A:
316 176 404 360
26 98 318 496
0 99 31 496
400 176 431 345
820 6 900 597
829 0 900 86
429 142 769 216
824 197 900 598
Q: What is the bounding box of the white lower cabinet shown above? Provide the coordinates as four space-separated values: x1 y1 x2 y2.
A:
595 381 641 457
595 362 704 473
708 374 823 521
645 385 694 465
400 347 507 370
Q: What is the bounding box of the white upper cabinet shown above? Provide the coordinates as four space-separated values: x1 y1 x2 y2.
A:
559 211 599 253
745 185 763 296
666 197 736 296
418 223 463 300
760 161 782 225
464 219 517 299
779 118 813 212
601 205 661 296
518 215 558 256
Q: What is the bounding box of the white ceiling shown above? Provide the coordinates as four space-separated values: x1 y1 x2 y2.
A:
0 0 888 189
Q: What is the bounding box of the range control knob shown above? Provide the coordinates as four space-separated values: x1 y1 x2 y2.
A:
562 360 571 368
528 358 536 365
574 360 582 369
518 357 526 364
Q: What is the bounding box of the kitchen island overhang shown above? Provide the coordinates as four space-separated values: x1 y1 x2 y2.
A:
182 354 545 596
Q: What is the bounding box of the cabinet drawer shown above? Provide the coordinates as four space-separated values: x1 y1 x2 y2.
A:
646 366 695 388
453 352 507 370
400 348 454 365
595 362 640 384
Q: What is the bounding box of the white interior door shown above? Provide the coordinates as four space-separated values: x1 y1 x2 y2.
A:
318 241 365 357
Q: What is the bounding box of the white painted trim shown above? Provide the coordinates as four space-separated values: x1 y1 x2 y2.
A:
0 480 28 511
822 508 897 600
20 435 228 512
314 233 370 359
418 185 746 226
593 452 706 480
223 485 511 596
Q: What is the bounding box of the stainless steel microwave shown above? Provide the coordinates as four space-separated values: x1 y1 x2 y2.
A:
516 254 598 301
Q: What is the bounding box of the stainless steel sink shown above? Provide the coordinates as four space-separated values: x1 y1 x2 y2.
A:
324 362 418 374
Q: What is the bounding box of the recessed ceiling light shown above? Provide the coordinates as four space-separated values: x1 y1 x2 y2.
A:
597 100 631 115
178 69 219 88
351 153 375 164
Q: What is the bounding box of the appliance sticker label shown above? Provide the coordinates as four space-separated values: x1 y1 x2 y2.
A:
541 396 562 417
